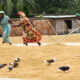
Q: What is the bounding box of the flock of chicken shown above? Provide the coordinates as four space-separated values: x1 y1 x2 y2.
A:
42 58 70 73
2 56 80 72
0 58 20 70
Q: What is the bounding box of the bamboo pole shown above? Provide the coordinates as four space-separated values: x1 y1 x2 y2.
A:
57 27 80 43
48 21 57 35
48 36 60 44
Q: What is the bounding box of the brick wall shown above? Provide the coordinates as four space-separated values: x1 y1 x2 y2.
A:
0 18 55 36
10 21 23 36
0 17 79 36
33 19 55 35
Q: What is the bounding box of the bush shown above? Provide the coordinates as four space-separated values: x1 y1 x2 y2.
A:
38 14 43 18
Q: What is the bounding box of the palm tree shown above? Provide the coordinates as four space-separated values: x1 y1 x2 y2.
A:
1 0 36 17
34 0 48 14
0 0 4 5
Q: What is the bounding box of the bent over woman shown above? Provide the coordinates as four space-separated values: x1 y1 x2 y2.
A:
0 11 13 45
13 11 42 46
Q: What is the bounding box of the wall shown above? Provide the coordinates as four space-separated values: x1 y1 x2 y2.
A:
72 18 80 32
33 19 55 35
0 17 79 36
55 18 80 34
0 18 55 36
55 19 65 34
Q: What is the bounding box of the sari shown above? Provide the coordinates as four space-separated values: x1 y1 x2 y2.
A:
0 11 11 43
18 11 42 43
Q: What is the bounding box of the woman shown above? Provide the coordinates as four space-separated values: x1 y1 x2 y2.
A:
76 13 80 24
0 11 13 45
13 11 42 46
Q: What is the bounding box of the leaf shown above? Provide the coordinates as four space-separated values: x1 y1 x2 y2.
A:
12 0 23 11
3 0 13 16
24 0 36 14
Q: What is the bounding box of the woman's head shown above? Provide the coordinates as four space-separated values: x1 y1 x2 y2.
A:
75 13 80 20
18 11 26 18
0 11 4 18
18 11 29 21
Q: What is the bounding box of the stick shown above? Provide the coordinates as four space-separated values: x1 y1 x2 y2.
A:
48 35 60 44
48 21 57 35
47 21 59 44
57 27 80 43
37 29 59 44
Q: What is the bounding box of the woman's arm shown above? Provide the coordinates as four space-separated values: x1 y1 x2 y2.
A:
8 18 22 27
8 18 13 24
13 23 22 27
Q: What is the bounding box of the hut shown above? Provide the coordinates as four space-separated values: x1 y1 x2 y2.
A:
35 15 79 35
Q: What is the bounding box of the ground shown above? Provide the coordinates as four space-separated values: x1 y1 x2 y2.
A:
0 34 80 80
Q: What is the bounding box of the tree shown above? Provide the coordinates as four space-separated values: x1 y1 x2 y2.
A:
34 0 48 14
34 0 80 14
1 0 36 17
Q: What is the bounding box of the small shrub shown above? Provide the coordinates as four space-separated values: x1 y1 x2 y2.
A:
38 14 43 18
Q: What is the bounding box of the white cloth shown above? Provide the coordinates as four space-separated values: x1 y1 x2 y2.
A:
77 20 80 24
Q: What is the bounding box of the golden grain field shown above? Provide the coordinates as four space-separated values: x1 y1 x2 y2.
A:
0 34 80 80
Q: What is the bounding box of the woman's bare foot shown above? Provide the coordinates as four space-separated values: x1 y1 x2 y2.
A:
24 43 28 46
2 41 12 45
2 41 4 44
9 43 12 45
37 42 41 46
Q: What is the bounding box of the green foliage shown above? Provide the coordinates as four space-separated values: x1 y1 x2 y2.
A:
35 0 80 14
1 0 80 17
23 4 30 15
38 14 43 18
23 0 36 14
0 0 36 18
0 5 2 11
34 0 48 13
2 0 13 16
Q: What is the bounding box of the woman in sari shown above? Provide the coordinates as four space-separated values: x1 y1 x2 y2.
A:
13 11 42 46
0 11 13 45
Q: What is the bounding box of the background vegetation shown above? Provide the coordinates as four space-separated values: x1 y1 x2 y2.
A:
0 0 80 18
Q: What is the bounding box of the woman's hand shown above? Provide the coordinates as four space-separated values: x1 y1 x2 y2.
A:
12 23 22 27
12 24 16 27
